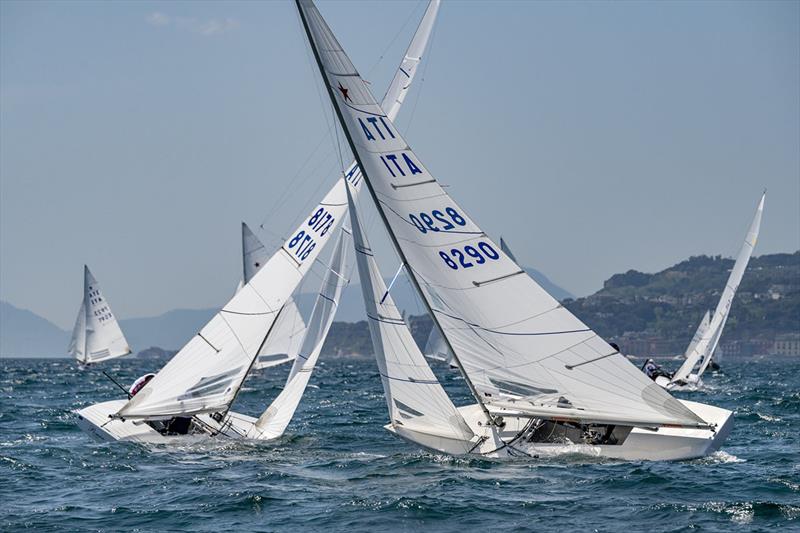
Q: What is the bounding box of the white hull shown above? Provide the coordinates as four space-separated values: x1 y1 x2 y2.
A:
655 373 703 392
75 400 259 444
386 399 732 462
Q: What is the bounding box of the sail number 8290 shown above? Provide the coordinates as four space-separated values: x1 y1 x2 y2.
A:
439 241 500 270
409 208 465 233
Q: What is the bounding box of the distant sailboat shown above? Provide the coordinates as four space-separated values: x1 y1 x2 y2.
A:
69 265 131 365
656 192 765 391
298 0 732 460
74 0 440 443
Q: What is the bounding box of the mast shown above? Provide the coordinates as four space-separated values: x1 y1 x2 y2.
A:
296 1 495 426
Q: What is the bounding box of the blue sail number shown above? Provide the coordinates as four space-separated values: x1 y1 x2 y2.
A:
439 242 500 270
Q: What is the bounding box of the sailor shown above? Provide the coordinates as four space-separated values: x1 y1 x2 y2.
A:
642 359 672 381
128 373 155 397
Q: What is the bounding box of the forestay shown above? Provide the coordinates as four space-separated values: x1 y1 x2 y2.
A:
297 0 705 428
347 184 475 447
674 192 765 382
69 265 131 365
116 182 353 419
248 227 350 439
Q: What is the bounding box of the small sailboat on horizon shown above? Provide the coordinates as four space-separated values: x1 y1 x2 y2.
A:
68 265 132 366
651 192 765 391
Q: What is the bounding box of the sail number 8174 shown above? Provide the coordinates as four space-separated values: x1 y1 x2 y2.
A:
286 207 336 262
439 241 500 270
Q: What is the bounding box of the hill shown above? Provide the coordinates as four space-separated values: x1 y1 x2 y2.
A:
0 301 70 357
562 252 800 356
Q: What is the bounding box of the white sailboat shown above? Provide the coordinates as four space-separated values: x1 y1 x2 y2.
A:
69 265 132 365
75 1 440 443
297 0 732 460
656 192 765 391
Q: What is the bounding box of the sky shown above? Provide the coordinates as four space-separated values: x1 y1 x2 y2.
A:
1 0 798 330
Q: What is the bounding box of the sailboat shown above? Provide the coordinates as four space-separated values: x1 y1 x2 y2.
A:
69 265 132 365
297 0 733 460
74 0 441 443
656 192 766 391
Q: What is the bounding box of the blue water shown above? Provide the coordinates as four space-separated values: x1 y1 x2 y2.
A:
1 357 798 531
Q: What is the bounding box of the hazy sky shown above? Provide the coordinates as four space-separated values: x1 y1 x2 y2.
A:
2 0 798 330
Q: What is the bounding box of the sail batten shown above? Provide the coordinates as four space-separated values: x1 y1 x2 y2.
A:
296 0 704 428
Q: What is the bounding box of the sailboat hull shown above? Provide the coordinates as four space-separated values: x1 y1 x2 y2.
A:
75 400 258 444
655 374 703 392
398 400 734 461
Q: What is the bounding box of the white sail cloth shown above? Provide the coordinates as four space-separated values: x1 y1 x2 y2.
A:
242 222 269 284
673 192 765 383
248 228 350 439
423 325 454 365
69 265 131 364
296 0 704 428
253 299 306 370
347 184 475 447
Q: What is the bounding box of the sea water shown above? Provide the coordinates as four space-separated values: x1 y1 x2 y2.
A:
1 357 798 531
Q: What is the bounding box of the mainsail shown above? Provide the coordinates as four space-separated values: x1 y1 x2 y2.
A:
69 265 131 365
672 192 766 383
115 0 440 421
248 227 350 439
296 0 705 428
347 184 475 448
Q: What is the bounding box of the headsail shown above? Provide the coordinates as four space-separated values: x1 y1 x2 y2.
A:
252 298 306 370
672 192 765 383
248 227 350 439
296 0 705 428
69 266 131 364
346 183 475 449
